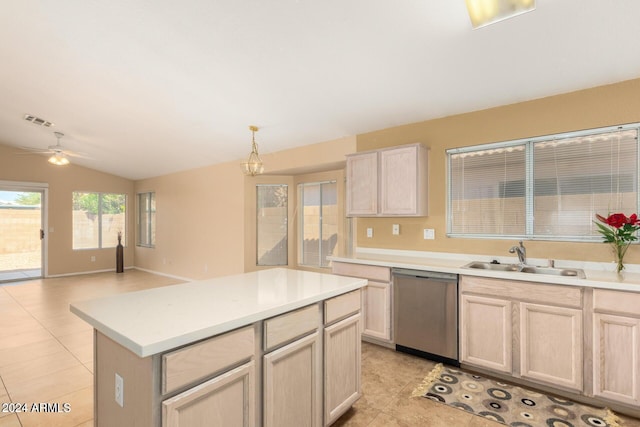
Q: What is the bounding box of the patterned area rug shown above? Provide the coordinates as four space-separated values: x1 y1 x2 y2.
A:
412 364 620 427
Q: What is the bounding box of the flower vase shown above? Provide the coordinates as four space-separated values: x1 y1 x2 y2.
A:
613 243 630 274
116 233 124 274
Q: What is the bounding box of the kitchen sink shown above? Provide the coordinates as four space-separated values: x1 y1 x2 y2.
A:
463 262 520 272
463 261 586 278
519 265 586 278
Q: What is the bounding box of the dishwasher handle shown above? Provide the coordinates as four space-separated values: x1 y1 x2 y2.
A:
392 268 457 282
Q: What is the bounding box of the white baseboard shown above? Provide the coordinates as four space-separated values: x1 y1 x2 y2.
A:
132 266 193 282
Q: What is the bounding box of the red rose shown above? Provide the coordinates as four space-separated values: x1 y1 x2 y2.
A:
629 214 640 225
606 213 627 228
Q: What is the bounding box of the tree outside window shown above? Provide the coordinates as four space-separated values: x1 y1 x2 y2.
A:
73 192 126 249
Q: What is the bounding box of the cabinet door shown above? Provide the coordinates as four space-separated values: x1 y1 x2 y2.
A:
346 152 378 216
362 281 392 341
263 332 321 427
460 294 512 373
162 361 255 427
593 313 640 405
379 145 427 216
520 303 583 391
324 314 361 426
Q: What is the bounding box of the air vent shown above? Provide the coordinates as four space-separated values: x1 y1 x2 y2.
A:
24 114 54 127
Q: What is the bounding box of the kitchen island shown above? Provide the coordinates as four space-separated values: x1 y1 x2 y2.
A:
71 268 367 427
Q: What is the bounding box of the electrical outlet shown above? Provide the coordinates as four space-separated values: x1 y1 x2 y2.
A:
366 228 373 238
423 228 435 240
392 224 400 235
115 373 124 407
90 256 96 262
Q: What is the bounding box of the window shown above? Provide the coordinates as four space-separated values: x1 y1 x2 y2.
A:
298 181 338 268
447 124 639 241
137 192 155 247
256 184 288 266
72 192 126 249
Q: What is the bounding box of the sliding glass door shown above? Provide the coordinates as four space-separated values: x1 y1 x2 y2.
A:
0 188 44 282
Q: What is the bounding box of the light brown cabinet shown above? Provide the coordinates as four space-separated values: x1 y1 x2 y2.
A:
94 291 363 427
324 314 361 426
161 326 257 427
592 289 640 406
460 275 584 392
362 281 391 341
332 262 393 343
263 305 322 427
163 361 255 427
519 302 583 390
323 290 362 426
263 332 321 427
460 294 512 373
94 326 257 427
345 151 378 216
346 143 428 217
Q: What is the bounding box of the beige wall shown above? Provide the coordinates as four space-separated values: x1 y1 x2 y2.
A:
0 133 354 280
137 136 356 279
134 161 245 280
355 77 640 265
5 77 639 277
0 143 135 275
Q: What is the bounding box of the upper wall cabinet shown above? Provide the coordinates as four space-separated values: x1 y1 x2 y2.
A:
346 143 428 217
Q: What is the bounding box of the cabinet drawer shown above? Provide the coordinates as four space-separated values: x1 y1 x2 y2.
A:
264 304 319 351
162 326 254 394
460 275 582 308
332 262 390 282
594 289 640 317
325 290 361 325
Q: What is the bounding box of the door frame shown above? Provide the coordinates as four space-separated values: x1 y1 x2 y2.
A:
0 180 49 278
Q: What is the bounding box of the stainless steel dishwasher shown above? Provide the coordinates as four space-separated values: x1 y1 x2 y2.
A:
393 268 459 366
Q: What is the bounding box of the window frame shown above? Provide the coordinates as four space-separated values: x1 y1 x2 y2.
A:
255 183 289 267
137 192 155 248
72 191 127 250
297 180 338 269
446 123 640 242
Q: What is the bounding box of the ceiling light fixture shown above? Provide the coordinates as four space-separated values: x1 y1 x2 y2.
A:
241 125 264 176
465 0 535 29
48 132 70 166
48 152 69 166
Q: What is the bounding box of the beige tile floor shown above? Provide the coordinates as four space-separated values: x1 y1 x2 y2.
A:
0 270 638 427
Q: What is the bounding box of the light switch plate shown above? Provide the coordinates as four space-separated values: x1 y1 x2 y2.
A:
392 224 400 235
115 373 124 407
423 228 435 240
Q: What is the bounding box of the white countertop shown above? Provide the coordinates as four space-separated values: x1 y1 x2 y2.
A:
70 268 366 358
329 248 640 292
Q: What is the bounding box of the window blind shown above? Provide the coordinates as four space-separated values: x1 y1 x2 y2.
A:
447 125 639 241
449 144 526 236
533 129 637 239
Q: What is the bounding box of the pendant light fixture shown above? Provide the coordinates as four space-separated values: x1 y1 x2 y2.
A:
465 0 535 29
241 125 264 176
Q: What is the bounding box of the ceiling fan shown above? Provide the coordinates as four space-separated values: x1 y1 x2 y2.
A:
19 131 88 165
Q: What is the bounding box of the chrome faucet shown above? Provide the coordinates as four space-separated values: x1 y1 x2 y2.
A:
509 241 527 265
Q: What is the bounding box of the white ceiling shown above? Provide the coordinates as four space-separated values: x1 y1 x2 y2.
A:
1 1 640 180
